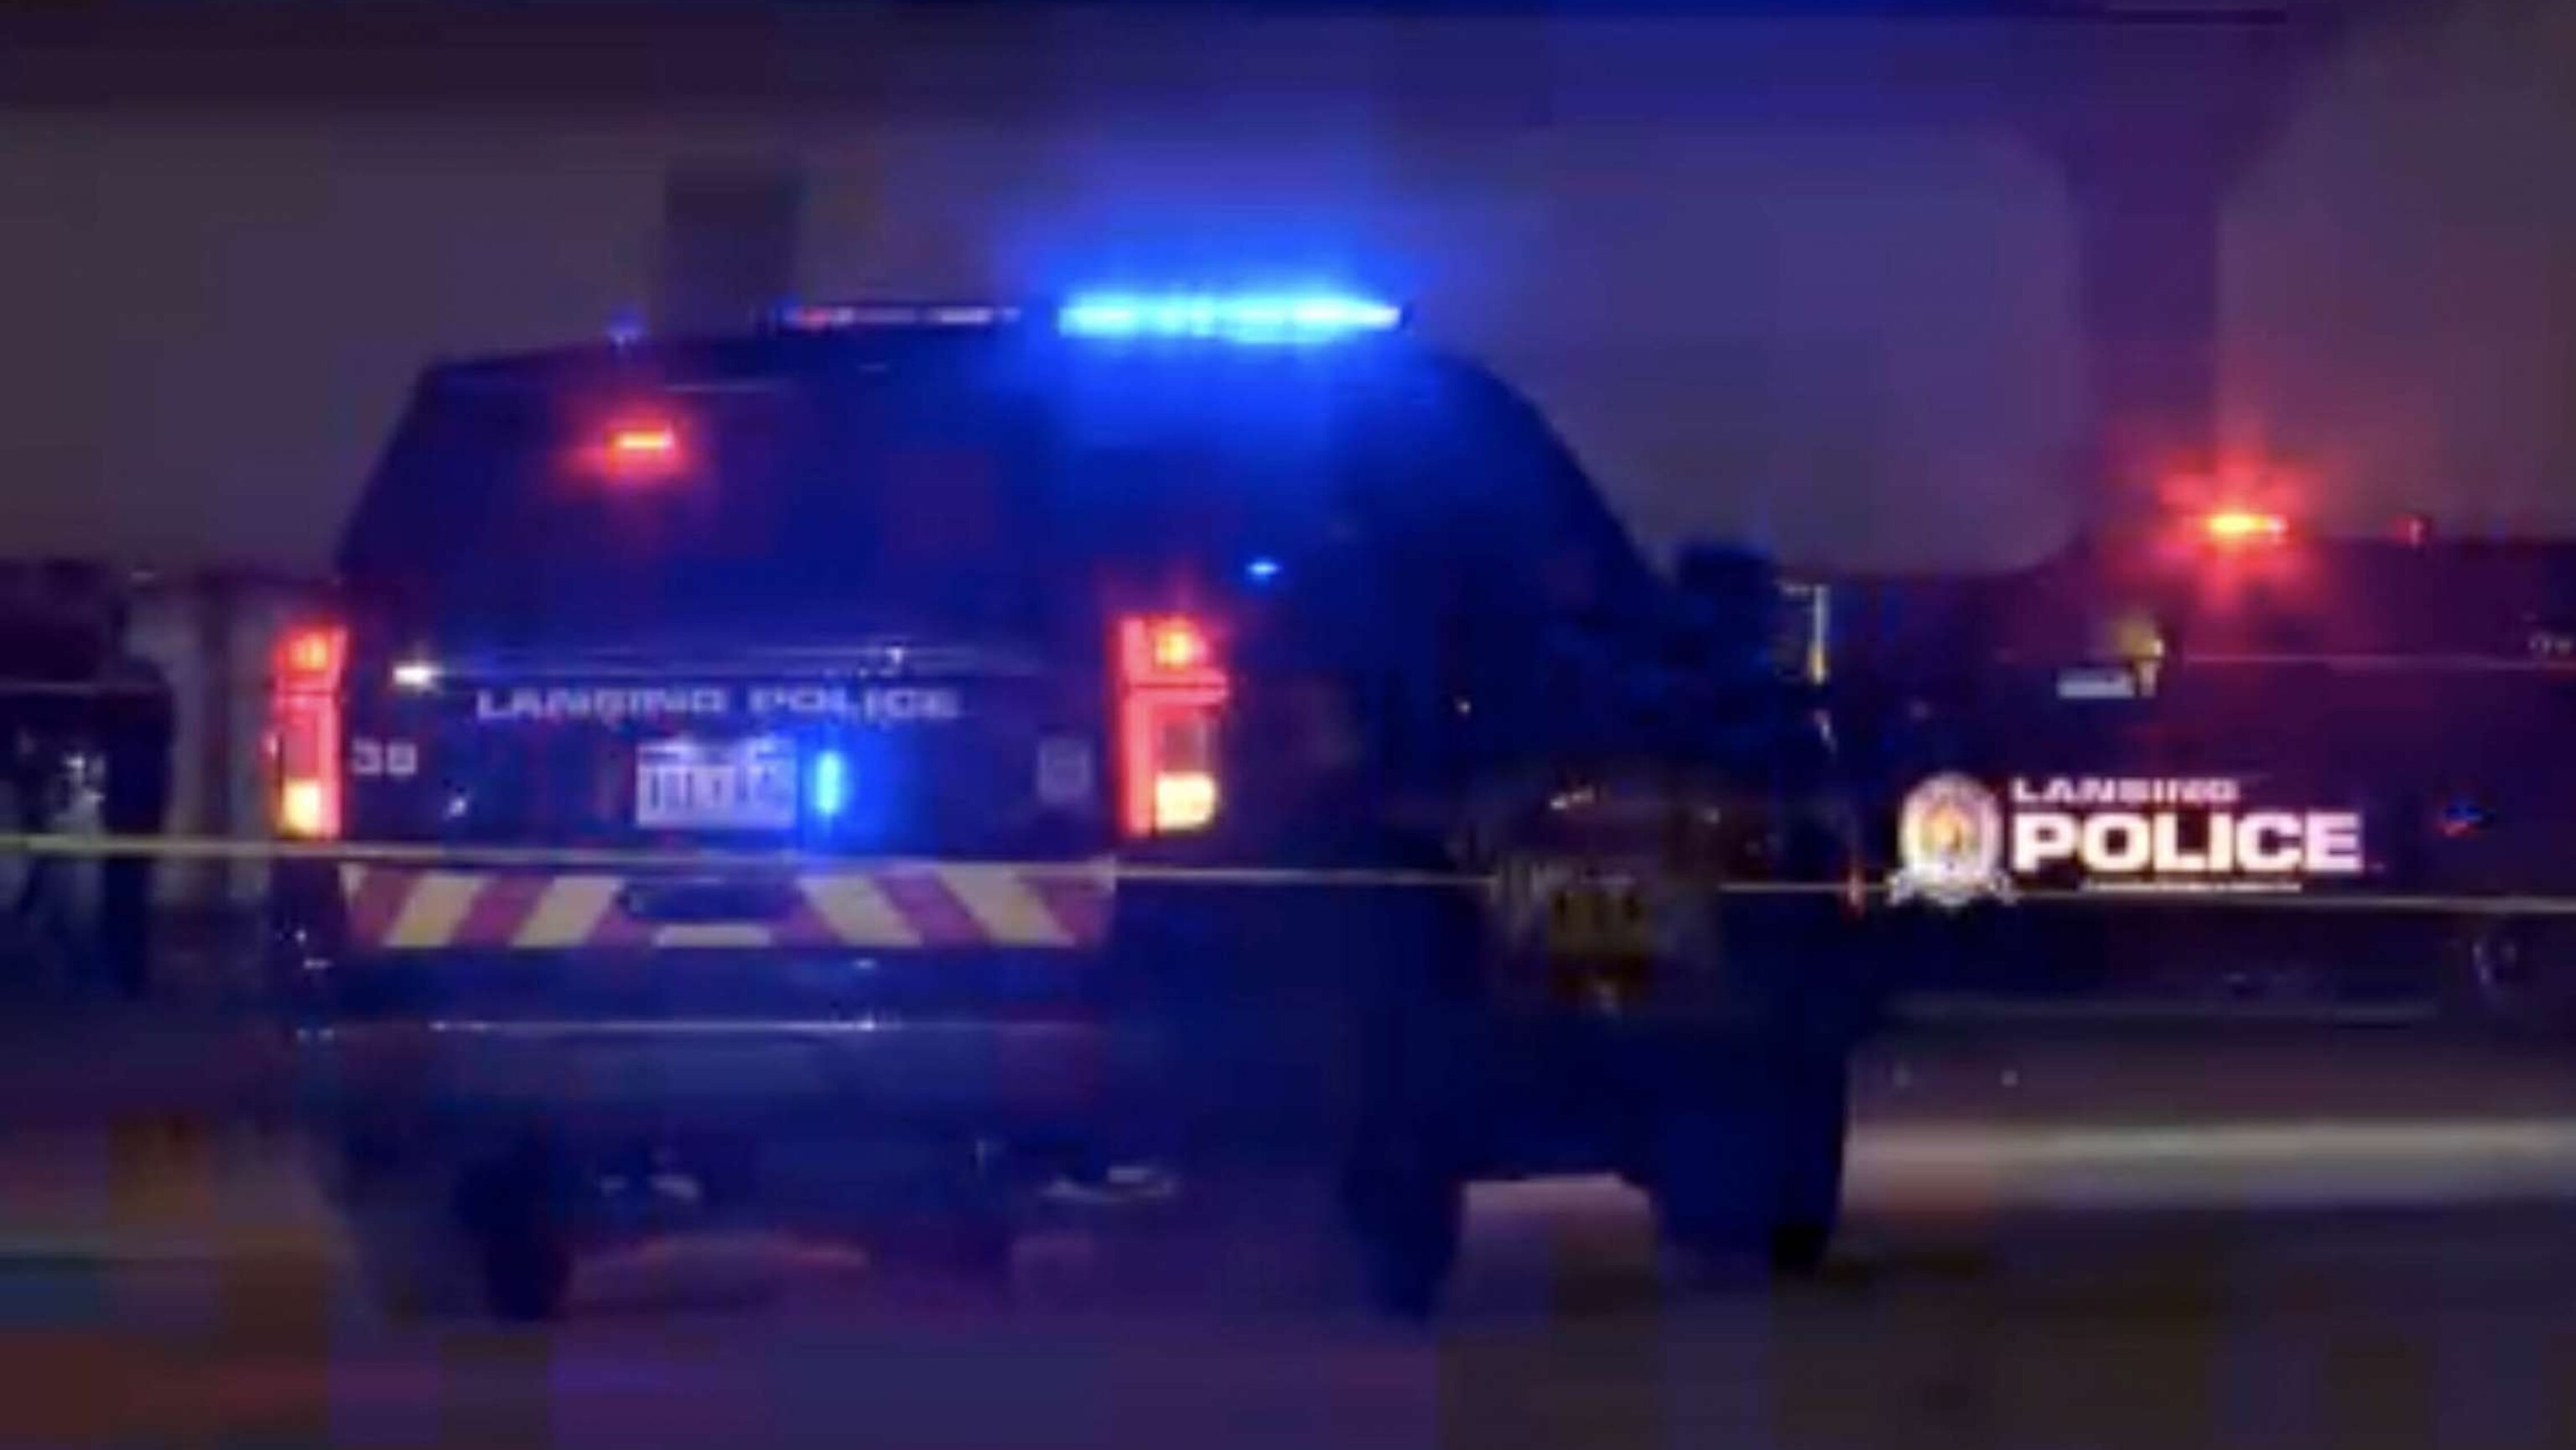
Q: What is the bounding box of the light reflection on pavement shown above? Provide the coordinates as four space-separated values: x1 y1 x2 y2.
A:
6 1021 2576 1448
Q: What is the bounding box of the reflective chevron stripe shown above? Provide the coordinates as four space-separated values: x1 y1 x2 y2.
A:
335 864 1113 950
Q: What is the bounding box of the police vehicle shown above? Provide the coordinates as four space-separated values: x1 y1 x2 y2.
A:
1827 507 2576 1014
267 292 1866 1320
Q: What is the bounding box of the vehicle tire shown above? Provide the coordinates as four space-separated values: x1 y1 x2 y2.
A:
1764 1049 1851 1278
1653 1048 1851 1278
458 1145 576 1323
346 1195 480 1318
347 1143 574 1323
1650 1099 1766 1260
477 1211 575 1323
1340 1153 1463 1319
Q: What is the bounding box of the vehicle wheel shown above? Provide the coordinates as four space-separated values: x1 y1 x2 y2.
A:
1340 1154 1462 1319
345 1191 484 1319
459 1146 576 1323
348 1144 574 1323
1651 1101 1766 1260
1768 1219 1833 1276
1765 1051 1851 1278
477 1210 574 1323
1654 1049 1851 1278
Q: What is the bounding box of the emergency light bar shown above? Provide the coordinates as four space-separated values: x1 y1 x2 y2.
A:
771 302 1021 332
1056 291 1402 345
766 293 1403 346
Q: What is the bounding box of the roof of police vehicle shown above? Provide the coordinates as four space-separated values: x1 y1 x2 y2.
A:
418 304 1460 392
351 300 1661 615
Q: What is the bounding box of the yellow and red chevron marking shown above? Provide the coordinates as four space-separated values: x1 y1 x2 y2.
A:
336 864 1113 952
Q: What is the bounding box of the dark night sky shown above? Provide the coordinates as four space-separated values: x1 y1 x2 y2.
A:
1 0 2568 577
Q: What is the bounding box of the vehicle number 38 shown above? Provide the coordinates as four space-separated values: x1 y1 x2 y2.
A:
349 738 419 778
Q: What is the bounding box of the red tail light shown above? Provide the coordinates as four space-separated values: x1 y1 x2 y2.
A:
1115 615 1228 835
269 622 347 839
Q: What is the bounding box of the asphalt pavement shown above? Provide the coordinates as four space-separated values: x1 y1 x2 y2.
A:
7 991 2576 1447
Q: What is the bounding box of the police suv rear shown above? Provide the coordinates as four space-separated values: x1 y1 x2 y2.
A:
270 293 1864 1320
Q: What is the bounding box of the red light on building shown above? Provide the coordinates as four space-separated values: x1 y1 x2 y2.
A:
2203 509 2288 547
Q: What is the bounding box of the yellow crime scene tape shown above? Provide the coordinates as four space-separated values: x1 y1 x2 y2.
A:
5 829 2574 912
0 831 1475 888
32 831 2570 1218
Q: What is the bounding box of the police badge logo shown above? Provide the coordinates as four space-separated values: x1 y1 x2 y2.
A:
1889 772 2012 908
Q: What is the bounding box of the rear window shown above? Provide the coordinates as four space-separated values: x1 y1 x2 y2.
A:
337 342 1655 638
340 360 1058 631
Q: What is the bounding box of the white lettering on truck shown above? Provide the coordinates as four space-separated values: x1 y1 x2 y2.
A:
472 684 965 723
475 687 730 722
743 685 962 721
1898 774 2367 907
2002 790 2366 878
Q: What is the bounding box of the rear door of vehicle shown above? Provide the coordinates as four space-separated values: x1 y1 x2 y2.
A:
279 343 1155 990
304 340 1470 972
332 348 1113 866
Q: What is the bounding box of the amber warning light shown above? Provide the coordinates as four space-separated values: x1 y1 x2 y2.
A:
609 424 678 459
582 413 689 481
1149 619 1210 673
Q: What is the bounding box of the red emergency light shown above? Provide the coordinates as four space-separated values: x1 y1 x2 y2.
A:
2203 509 2288 547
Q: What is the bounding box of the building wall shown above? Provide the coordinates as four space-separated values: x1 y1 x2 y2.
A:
0 13 2089 579
2 0 2563 590
126 579 315 905
2220 0 2576 534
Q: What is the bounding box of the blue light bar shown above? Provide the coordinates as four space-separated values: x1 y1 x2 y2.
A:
1057 292 1402 345
809 750 851 819
774 302 1020 333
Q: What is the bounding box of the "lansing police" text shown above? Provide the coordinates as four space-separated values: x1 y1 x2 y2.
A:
2007 777 2363 878
473 685 963 723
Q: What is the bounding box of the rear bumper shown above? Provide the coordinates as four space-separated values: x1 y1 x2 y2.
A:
293 1011 1130 1142
286 992 1834 1188
293 858 1110 955
270 860 1856 1177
